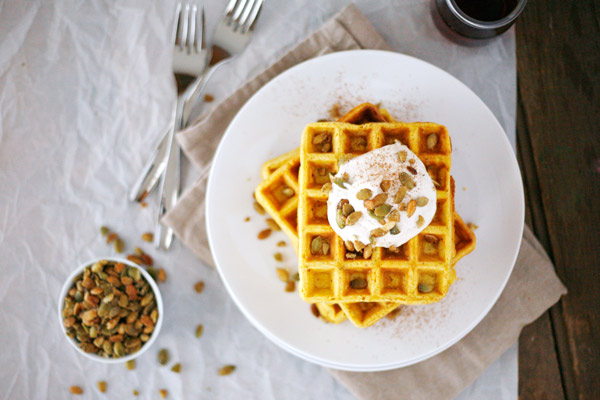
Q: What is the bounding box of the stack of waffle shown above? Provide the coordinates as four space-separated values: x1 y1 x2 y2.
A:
255 104 475 328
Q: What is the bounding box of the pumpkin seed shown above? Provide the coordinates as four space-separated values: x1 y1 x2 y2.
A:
157 268 166 282
349 277 368 289
380 180 392 192
141 232 153 242
416 215 425 227
416 197 429 207
426 134 439 150
171 363 181 373
341 203 354 217
273 252 283 262
321 182 332 193
97 381 107 393
253 201 266 215
346 252 357 259
336 209 346 229
382 221 396 232
353 241 365 252
277 241 287 247
346 211 362 226
285 280 295 292
125 359 136 370
159 389 168 398
292 272 300 281
321 241 330 256
266 218 281 231
312 132 328 144
276 268 289 282
195 324 204 338
397 150 407 162
218 365 236 376
310 236 322 255
407 166 417 175
374 204 392 217
350 136 367 151
100 226 110 236
114 238 125 253
70 386 83 395
424 234 439 243
388 209 400 222
133 389 139 396
311 304 320 318
344 240 355 252
282 187 294 197
390 225 400 235
370 228 386 237
106 233 118 244
158 348 169 365
418 283 433 293
257 229 272 240
331 176 346 189
407 200 417 217
399 172 416 190
356 188 372 200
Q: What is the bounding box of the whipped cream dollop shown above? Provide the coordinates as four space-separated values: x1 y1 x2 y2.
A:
327 142 437 248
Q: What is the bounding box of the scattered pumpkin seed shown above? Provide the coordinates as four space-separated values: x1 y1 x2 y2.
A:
159 389 168 398
321 241 330 256
341 203 354 217
276 268 289 282
273 252 283 262
282 187 294 197
100 226 110 236
397 150 407 162
70 386 83 395
344 240 355 252
97 381 107 393
331 176 346 189
125 359 136 370
426 133 439 150
106 232 118 244
394 187 407 203
292 272 300 281
285 280 295 292
363 245 373 259
253 201 266 215
195 324 204 338
416 215 425 227
356 188 372 200
158 348 169 365
349 277 368 289
157 268 166 282
311 304 320 318
345 252 357 259
370 228 386 237
353 241 365 252
257 228 272 240
277 241 286 247
141 232 153 242
407 166 417 175
467 222 479 231
344 211 362 227
218 365 236 376
310 236 322 255
133 389 139 396
418 283 434 293
266 218 281 231
382 221 396 231
390 225 400 235
194 281 205 293
171 363 181 373
114 238 125 253
321 182 332 193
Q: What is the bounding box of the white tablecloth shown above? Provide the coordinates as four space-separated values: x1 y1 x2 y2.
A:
0 1 517 398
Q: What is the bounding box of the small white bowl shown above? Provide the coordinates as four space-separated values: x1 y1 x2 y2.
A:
58 257 164 363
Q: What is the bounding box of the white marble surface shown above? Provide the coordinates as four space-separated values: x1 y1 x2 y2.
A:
0 0 517 398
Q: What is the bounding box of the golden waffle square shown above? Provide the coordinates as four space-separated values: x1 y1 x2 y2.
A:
298 121 454 304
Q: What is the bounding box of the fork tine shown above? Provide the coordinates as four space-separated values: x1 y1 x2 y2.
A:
197 6 205 52
173 2 182 45
187 4 197 54
231 0 248 24
178 3 190 49
242 0 263 33
237 0 256 30
224 0 238 17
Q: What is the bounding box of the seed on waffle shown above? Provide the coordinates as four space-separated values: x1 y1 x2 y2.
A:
298 120 454 304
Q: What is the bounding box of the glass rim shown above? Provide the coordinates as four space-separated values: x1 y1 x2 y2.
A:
446 0 528 30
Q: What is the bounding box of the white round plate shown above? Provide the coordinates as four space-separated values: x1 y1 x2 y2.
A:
206 50 524 371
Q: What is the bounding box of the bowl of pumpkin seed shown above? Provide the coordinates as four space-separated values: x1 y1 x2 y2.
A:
58 257 163 363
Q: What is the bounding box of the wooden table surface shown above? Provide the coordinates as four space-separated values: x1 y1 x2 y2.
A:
515 0 599 398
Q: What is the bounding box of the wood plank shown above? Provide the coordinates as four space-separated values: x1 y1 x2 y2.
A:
519 311 566 400
516 0 600 399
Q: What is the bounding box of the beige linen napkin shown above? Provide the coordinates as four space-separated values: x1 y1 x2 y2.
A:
164 4 567 399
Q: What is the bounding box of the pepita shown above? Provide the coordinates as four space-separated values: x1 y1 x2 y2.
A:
257 228 272 240
194 281 205 293
218 365 236 376
310 236 322 255
281 187 294 197
374 204 392 217
336 209 346 229
253 201 266 215
370 228 386 238
70 386 84 395
407 200 417 217
276 268 289 282
349 277 368 289
141 232 154 242
397 150 407 162
344 240 355 252
380 180 392 192
416 197 429 207
125 359 136 370
341 203 354 217
407 166 417 175
285 280 295 292
100 226 110 236
356 188 372 200
418 283 434 293
388 209 400 222
195 324 204 338
346 211 362 226
416 215 425 227
171 363 181 373
97 381 107 393
158 348 169 365
426 133 439 150
114 238 125 253
390 225 400 235
399 172 416 190
266 218 281 231
273 252 283 262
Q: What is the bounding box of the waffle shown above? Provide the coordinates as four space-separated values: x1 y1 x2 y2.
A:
315 303 347 324
298 119 454 304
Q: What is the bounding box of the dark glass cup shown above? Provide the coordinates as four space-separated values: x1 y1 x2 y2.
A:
435 0 528 40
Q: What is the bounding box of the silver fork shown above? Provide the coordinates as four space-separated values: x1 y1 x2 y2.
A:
154 0 264 250
129 3 207 204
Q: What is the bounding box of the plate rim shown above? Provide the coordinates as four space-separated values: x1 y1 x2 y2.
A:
205 49 524 371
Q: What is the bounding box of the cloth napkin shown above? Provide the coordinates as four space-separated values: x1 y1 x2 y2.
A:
163 4 567 400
